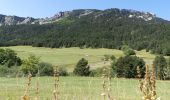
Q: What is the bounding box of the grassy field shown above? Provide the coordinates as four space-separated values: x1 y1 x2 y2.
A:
0 46 169 100
0 76 170 100
1 46 157 70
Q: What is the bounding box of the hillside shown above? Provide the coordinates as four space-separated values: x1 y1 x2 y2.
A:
1 46 157 71
0 8 170 55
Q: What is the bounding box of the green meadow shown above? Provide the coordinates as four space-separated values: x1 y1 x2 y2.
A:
0 77 170 100
0 46 169 100
1 46 156 71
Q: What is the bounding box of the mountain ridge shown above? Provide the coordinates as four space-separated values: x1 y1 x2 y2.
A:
0 8 169 26
0 8 170 55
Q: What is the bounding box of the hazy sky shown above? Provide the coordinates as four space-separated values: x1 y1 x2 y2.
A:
0 0 169 20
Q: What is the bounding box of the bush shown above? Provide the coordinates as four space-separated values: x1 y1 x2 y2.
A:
163 48 170 56
102 55 116 61
0 48 22 67
58 67 68 76
21 55 40 75
121 45 136 55
73 58 90 76
115 55 145 78
153 55 167 80
35 62 69 76
39 62 53 76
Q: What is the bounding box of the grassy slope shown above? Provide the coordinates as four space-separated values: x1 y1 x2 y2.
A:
0 76 169 100
1 46 156 66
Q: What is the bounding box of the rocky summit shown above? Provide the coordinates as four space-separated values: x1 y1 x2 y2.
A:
0 8 166 26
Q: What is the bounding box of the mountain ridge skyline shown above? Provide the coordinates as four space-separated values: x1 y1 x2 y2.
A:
0 0 169 20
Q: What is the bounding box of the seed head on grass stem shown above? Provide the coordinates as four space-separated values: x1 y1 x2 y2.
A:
53 66 59 100
139 64 159 100
22 72 32 100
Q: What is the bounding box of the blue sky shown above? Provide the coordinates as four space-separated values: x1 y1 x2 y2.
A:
0 0 169 20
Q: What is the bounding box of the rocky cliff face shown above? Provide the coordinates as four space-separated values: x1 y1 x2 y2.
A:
0 8 167 26
0 14 35 26
0 11 69 26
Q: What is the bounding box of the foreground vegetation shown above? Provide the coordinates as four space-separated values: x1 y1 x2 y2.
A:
0 77 169 100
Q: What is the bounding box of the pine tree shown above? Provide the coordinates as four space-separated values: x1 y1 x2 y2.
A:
73 58 90 76
153 55 167 80
167 57 170 79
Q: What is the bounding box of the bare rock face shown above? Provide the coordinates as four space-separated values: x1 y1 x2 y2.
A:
19 17 35 24
0 15 33 25
5 16 16 25
0 11 68 26
0 8 164 26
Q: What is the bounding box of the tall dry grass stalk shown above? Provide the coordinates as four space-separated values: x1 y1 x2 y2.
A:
101 67 107 100
101 67 116 100
34 70 40 100
21 72 32 100
53 66 60 100
139 64 160 100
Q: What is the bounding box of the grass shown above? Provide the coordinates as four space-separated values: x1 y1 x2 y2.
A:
0 46 157 71
0 76 170 100
0 46 169 99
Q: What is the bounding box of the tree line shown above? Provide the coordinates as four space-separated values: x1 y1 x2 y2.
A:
0 48 170 80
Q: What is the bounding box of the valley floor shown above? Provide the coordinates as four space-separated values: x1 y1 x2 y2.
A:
0 76 170 100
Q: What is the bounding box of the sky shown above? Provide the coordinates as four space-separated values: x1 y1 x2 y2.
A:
0 0 169 20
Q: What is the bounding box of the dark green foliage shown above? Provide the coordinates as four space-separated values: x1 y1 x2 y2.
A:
153 55 167 80
121 45 136 55
58 67 68 76
73 58 90 76
102 55 116 61
110 55 116 61
0 9 170 55
38 62 53 76
0 48 22 67
163 48 170 56
21 55 40 75
167 57 170 79
115 55 145 78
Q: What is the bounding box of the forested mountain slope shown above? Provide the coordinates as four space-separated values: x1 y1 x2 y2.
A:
0 8 170 55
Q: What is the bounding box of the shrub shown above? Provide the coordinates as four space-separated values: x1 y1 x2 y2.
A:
39 62 53 76
73 58 90 76
0 48 22 67
163 48 170 56
37 62 69 76
153 55 167 80
121 45 136 55
58 67 68 76
115 55 145 78
102 55 116 61
167 57 170 80
21 55 40 75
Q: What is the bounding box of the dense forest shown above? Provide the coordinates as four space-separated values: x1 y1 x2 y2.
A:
0 8 170 55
